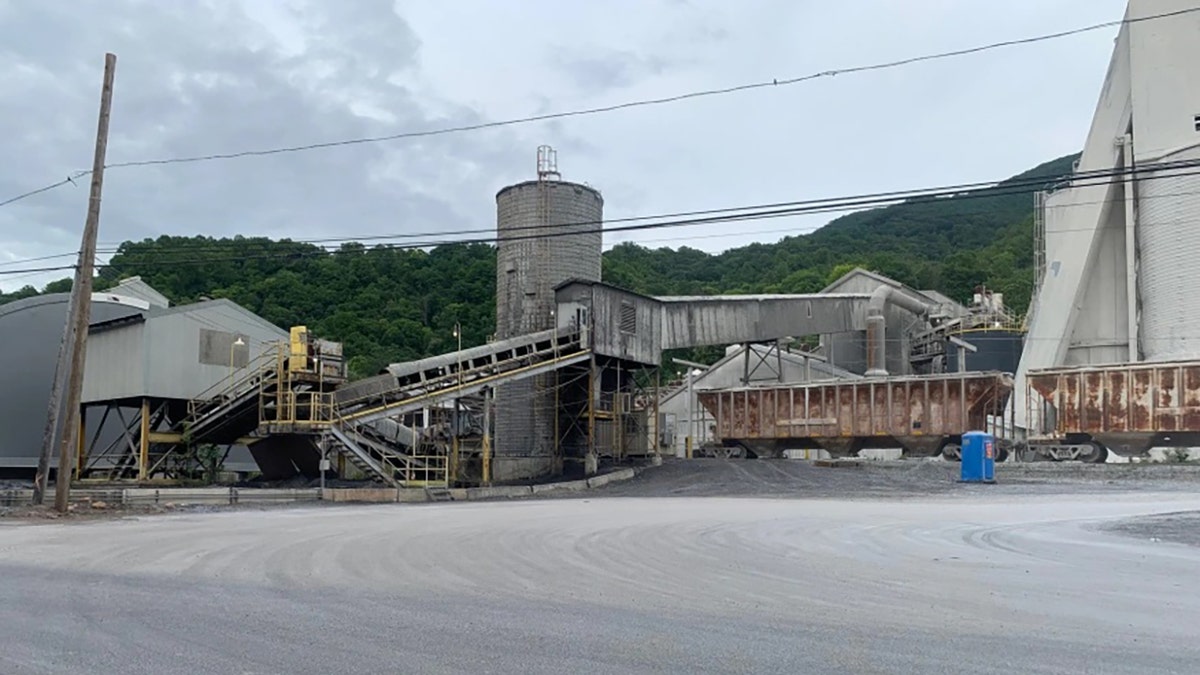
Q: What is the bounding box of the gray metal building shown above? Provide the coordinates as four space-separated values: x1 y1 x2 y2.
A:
817 268 945 375
79 298 288 474
0 284 148 472
0 277 289 476
555 280 663 366
82 299 286 404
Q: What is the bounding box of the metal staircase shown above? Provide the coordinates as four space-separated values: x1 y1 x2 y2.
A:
183 351 281 445
326 327 590 486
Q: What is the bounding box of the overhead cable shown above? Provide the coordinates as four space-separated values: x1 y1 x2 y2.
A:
2 5 1196 209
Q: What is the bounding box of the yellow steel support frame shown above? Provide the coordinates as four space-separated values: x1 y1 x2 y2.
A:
137 398 150 480
482 388 492 485
553 368 561 474
450 398 460 485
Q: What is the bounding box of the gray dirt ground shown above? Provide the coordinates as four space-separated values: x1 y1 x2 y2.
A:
3 459 1200 674
585 457 1200 499
1102 510 1200 547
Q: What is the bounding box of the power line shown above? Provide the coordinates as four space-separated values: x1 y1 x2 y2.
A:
5 157 1199 278
0 178 75 208
3 5 1197 210
7 153 1196 272
6 157 1200 276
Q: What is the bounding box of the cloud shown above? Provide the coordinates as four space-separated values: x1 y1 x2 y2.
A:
0 0 1133 292
555 48 674 94
0 0 528 289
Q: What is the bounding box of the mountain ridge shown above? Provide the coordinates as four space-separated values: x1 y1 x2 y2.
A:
2 153 1079 375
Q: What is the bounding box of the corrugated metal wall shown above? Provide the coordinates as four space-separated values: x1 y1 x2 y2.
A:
0 295 145 468
1138 146 1200 361
83 300 287 402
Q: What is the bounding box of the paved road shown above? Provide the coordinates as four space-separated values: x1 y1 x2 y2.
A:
2 489 1199 673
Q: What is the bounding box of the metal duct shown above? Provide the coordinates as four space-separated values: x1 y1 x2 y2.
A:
865 285 929 377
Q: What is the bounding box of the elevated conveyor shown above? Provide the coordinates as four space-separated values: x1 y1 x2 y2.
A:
334 328 588 425
326 328 591 485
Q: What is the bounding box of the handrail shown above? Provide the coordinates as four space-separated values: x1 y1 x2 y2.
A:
336 329 583 408
192 345 282 403
329 410 449 487
340 348 591 424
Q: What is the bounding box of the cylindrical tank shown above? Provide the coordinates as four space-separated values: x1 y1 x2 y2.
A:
495 179 603 338
1138 145 1200 361
493 176 603 481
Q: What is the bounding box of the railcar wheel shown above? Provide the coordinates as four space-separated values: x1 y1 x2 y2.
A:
1082 441 1109 464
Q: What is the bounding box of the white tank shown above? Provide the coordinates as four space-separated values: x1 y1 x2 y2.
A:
1137 145 1200 361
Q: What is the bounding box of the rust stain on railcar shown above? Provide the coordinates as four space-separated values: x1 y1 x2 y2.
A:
1185 368 1200 430
1028 361 1200 436
1106 371 1128 432
1132 369 1153 430
696 372 1011 445
1158 368 1178 432
1062 374 1081 432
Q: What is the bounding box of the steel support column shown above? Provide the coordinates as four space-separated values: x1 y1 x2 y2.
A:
137 398 150 480
482 387 492 485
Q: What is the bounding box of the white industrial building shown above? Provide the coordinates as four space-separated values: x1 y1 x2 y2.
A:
1013 0 1200 432
0 276 287 476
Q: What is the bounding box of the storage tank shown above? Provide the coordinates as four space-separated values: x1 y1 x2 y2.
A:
493 147 603 480
946 329 1024 374
1137 145 1200 361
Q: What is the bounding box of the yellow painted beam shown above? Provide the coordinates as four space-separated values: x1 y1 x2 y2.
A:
146 432 260 446
137 399 150 480
75 407 87 479
146 431 183 444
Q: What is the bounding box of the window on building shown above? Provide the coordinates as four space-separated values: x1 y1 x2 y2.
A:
619 300 637 335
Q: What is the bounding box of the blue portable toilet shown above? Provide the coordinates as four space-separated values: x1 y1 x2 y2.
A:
960 431 996 483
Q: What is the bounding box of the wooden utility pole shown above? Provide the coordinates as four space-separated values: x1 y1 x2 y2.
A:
32 297 73 504
53 53 117 513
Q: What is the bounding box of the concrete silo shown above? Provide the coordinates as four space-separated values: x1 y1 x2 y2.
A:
1010 0 1200 459
493 147 603 481
1136 145 1200 361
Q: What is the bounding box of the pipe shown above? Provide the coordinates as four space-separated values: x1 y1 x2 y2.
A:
865 285 930 377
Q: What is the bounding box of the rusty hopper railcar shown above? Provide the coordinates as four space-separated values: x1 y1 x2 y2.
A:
696 371 1013 460
1025 359 1200 462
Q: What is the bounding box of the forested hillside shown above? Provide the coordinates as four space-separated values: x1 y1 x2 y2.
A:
2 154 1076 376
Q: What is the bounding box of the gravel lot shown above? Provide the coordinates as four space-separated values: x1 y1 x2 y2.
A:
1102 511 1200 547
2 459 1199 674
587 457 1200 499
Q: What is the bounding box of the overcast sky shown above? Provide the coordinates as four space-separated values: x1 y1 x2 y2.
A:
0 0 1129 291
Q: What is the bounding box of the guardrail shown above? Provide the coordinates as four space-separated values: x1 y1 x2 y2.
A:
1 488 321 508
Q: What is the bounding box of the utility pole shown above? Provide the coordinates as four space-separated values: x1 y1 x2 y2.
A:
32 295 73 504
53 53 117 513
